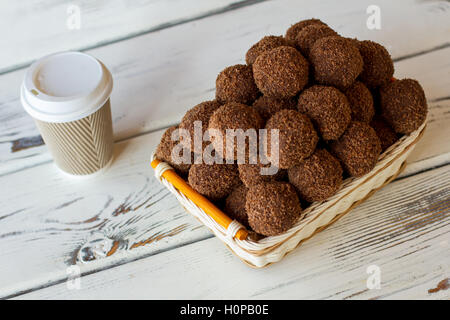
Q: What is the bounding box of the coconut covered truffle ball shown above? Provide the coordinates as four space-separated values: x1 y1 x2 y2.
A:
265 109 318 169
188 163 240 200
179 100 221 153
298 85 351 140
253 46 309 98
380 79 427 134
285 18 327 46
295 24 338 57
357 40 394 88
344 81 375 123
216 64 259 105
155 125 192 175
208 102 264 161
246 181 302 236
224 184 249 227
288 149 343 202
330 121 382 177
344 37 361 48
370 116 398 152
310 36 363 89
246 35 289 65
238 160 283 188
252 95 297 121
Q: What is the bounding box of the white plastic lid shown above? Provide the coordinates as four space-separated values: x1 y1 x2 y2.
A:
21 51 113 123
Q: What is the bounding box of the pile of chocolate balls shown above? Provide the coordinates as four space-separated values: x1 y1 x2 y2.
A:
156 19 428 237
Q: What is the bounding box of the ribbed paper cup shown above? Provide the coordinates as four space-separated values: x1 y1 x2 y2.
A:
21 52 114 176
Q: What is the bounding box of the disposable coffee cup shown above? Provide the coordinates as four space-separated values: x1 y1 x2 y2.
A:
21 51 114 176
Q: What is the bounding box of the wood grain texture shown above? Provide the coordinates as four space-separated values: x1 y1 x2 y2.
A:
1 0 450 175
0 122 448 298
1 0 449 299
0 129 214 298
0 0 254 73
15 165 450 300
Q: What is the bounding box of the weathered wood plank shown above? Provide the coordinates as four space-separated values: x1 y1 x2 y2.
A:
0 122 448 298
400 100 450 178
1 51 448 177
0 0 254 73
1 0 449 175
0 128 210 298
14 165 450 300
1 0 449 299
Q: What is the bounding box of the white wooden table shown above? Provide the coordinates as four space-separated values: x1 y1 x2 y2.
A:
1 0 449 300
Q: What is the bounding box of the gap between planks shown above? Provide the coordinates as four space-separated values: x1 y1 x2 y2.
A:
0 0 268 75
0 0 450 300
1 0 449 176
13 164 450 300
1 234 215 300
2 129 448 299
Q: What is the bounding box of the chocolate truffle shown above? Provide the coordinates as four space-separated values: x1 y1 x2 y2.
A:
265 109 318 169
216 64 259 105
253 46 309 98
224 184 249 227
295 24 338 57
344 81 375 123
298 85 351 140
310 36 363 89
188 163 240 200
208 102 264 161
380 79 427 134
246 181 302 236
344 37 361 48
179 100 221 152
330 121 382 177
252 95 297 121
155 125 192 175
285 18 327 46
246 35 289 65
357 40 394 88
370 116 398 152
238 160 282 188
288 149 343 202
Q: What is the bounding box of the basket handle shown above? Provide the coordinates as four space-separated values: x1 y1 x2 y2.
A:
151 158 249 240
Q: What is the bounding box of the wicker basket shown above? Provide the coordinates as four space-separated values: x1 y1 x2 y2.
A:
151 120 426 268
